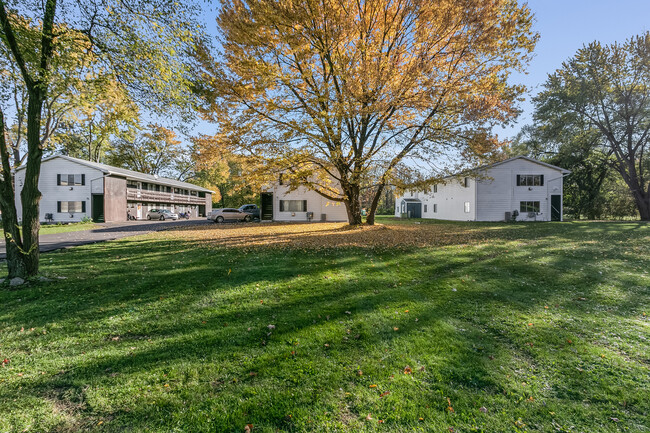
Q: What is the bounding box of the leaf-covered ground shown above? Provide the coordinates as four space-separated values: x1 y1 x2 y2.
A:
1 218 648 432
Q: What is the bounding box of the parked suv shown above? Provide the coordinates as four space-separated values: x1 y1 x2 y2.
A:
238 204 260 219
208 208 252 223
146 209 179 221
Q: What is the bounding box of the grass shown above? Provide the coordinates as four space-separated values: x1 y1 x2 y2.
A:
0 218 648 432
36 221 99 235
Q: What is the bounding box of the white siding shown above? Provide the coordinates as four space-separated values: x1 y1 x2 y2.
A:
476 159 565 222
268 184 348 222
395 157 567 222
396 177 477 221
15 158 103 223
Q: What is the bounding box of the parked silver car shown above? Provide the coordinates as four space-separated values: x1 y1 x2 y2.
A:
208 208 253 223
146 209 179 221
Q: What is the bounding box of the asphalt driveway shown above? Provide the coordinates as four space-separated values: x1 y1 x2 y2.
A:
0 219 213 259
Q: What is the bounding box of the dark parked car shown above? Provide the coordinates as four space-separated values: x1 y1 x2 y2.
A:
238 204 260 219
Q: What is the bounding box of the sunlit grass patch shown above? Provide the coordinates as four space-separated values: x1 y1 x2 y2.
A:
1 219 648 432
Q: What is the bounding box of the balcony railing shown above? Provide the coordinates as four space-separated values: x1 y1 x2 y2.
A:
127 189 206 205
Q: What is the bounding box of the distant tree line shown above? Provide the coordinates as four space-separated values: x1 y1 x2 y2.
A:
513 33 650 220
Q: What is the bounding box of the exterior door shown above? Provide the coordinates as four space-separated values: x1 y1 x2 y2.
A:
551 195 562 221
406 202 421 218
261 192 273 220
91 194 105 222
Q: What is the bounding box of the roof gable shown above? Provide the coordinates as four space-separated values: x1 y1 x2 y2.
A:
481 156 570 174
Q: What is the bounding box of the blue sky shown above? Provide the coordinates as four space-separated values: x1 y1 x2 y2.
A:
499 0 650 137
194 1 650 141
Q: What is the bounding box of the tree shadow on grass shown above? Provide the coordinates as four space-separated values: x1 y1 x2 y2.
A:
0 221 648 432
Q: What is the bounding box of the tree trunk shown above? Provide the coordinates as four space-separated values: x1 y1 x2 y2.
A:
633 191 650 221
17 88 46 277
619 170 650 221
0 109 27 278
342 183 363 225
0 0 57 278
365 184 385 225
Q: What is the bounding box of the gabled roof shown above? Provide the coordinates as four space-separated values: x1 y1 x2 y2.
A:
474 155 571 174
16 155 215 193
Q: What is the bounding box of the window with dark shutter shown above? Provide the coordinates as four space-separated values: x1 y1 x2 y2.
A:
81 174 86 185
57 174 61 185
279 200 308 212
517 174 543 186
82 201 86 212
57 201 61 212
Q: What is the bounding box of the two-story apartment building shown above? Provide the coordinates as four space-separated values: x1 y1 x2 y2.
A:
395 156 570 222
14 155 213 223
260 174 349 222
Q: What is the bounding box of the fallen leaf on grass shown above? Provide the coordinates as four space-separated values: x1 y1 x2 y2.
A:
403 366 412 375
379 391 390 398
479 407 487 413
447 398 454 413
393 327 399 331
365 414 372 421
369 384 377 388
244 424 254 432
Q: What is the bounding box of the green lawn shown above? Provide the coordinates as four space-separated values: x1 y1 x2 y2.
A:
0 219 648 432
37 222 99 235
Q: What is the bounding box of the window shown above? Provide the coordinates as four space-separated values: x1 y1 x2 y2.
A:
463 177 470 187
279 200 307 212
433 204 438 213
57 174 85 186
127 181 138 189
464 201 470 213
520 201 541 213
433 184 438 193
57 201 86 213
517 174 544 186
424 205 428 213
